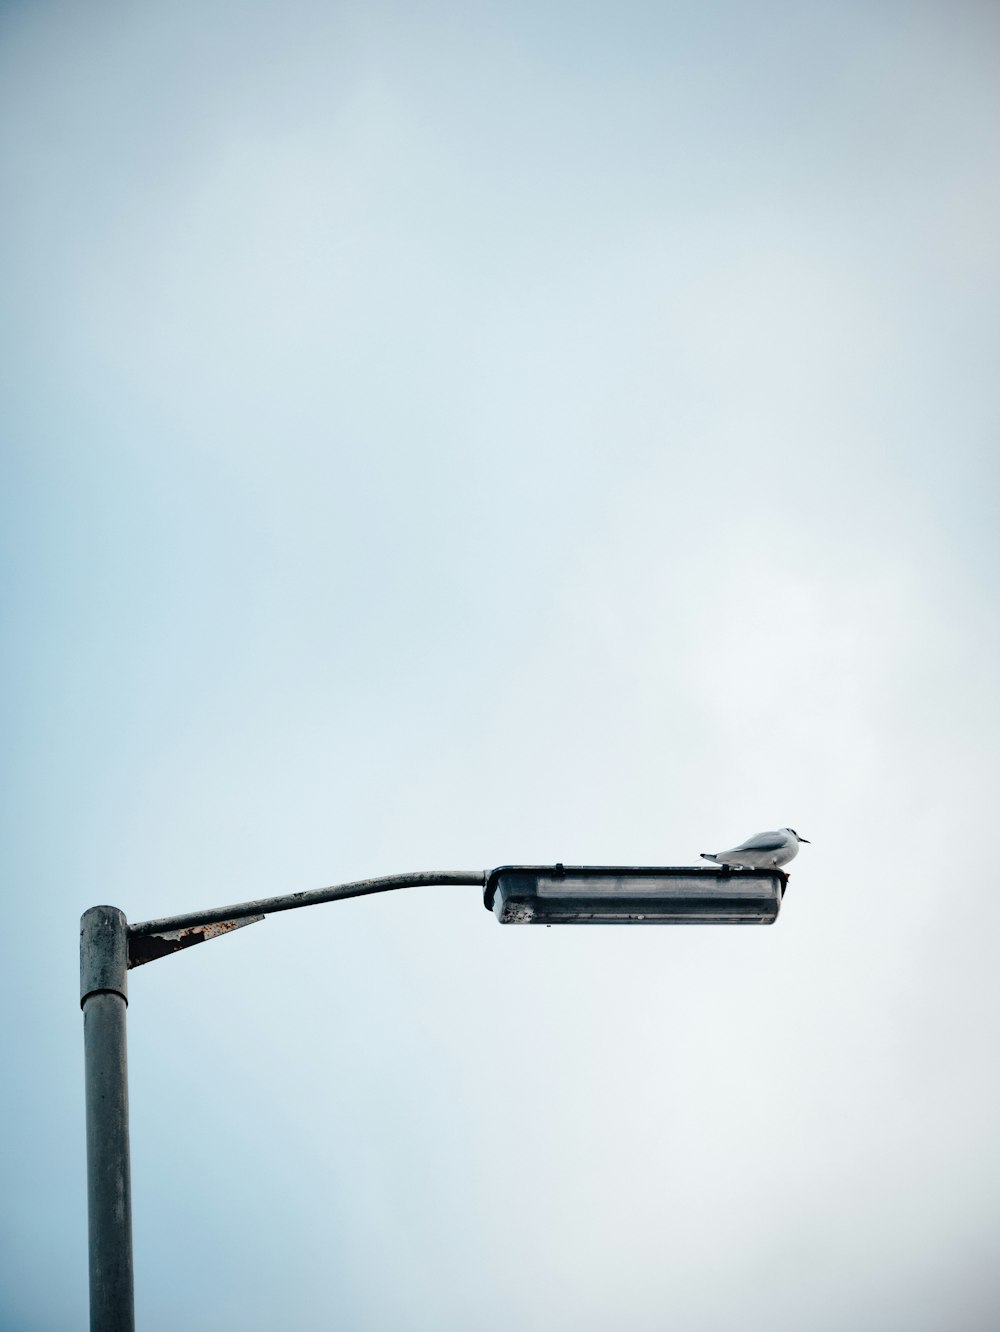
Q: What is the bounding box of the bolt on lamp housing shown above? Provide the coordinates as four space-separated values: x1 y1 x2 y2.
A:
484 865 784 925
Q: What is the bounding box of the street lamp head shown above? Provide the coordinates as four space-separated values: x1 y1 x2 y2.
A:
485 865 785 925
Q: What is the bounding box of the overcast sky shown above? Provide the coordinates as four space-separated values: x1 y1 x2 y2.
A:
2 2 999 1329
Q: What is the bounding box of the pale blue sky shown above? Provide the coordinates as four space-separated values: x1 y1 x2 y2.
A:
2 2 999 1329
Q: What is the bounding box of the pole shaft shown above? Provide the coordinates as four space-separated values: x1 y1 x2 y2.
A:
81 907 135 1332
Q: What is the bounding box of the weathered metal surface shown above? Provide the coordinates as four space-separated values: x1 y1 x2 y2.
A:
127 915 264 969
81 905 129 1006
80 907 135 1332
127 870 487 940
485 865 785 925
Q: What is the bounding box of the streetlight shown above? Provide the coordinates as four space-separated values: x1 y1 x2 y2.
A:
80 863 786 1331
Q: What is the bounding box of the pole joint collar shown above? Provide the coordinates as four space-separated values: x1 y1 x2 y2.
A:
80 906 129 1008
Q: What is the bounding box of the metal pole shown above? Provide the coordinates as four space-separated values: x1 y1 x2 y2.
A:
81 906 135 1332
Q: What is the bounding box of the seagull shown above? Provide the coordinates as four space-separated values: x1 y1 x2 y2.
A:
700 827 810 872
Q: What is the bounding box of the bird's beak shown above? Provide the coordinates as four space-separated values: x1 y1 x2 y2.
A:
799 837 810 843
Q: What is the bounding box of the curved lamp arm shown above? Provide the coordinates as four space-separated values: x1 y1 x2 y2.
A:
127 870 487 968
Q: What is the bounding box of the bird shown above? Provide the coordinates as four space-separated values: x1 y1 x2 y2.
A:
700 827 810 872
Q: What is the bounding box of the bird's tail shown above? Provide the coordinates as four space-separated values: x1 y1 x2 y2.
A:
700 852 718 863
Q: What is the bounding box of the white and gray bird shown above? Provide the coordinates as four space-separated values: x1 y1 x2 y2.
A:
700 827 810 871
